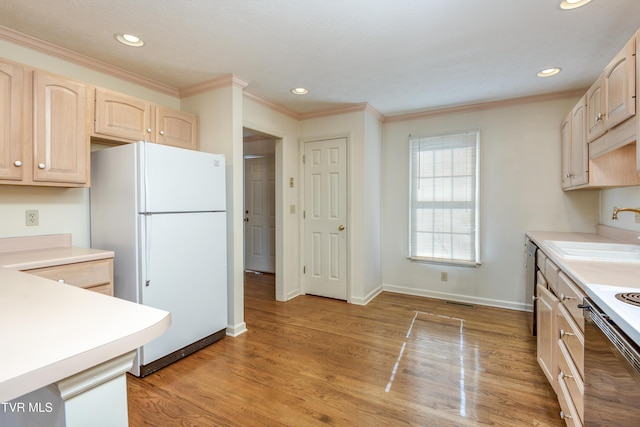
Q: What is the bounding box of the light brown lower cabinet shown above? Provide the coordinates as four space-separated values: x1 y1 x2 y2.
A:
536 251 586 426
25 258 114 296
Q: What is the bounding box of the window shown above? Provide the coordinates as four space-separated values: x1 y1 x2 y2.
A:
409 131 480 266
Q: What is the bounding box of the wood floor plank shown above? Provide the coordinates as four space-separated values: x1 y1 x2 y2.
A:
127 272 563 426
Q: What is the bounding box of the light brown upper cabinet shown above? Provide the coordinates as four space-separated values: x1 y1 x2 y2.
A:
586 35 636 143
0 60 26 182
33 71 89 185
94 88 153 142
93 88 199 150
0 60 89 187
561 96 588 190
155 107 199 151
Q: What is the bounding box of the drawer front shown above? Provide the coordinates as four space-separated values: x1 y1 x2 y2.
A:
557 304 584 379
558 340 584 425
536 270 547 288
545 258 559 294
558 272 585 331
536 250 547 271
27 259 113 290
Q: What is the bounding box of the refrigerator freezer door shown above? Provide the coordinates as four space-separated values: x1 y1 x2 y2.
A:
139 211 227 365
138 142 226 213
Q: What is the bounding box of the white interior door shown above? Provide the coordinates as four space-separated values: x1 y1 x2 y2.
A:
244 155 276 273
303 138 347 300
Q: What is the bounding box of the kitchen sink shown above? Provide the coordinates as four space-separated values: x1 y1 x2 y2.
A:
544 240 640 263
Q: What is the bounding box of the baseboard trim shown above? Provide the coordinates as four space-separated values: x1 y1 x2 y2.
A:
349 285 383 306
382 284 531 312
226 322 248 337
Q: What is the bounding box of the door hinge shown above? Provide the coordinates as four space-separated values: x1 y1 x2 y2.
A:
302 155 305 164
303 266 307 274
303 210 306 219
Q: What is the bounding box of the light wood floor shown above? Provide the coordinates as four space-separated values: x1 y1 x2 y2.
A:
127 272 562 426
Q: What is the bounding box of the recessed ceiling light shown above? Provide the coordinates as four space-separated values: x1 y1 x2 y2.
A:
559 0 593 10
537 67 562 77
291 87 309 95
114 33 145 47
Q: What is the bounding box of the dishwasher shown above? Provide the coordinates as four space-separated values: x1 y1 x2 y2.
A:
525 237 537 336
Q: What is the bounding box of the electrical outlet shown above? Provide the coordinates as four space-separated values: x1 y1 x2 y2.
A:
441 272 448 282
25 210 39 226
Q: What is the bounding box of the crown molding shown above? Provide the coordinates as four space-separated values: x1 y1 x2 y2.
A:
243 91 301 120
0 24 179 97
383 89 585 123
299 102 384 122
180 74 250 98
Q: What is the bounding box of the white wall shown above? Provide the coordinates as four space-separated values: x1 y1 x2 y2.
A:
381 98 600 311
600 186 640 231
300 109 383 304
243 97 302 302
181 85 247 336
0 186 90 246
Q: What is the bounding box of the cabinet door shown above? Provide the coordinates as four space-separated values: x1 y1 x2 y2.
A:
0 60 26 181
94 88 153 142
560 112 571 190
155 107 199 150
604 36 636 130
586 75 605 142
570 97 588 187
537 283 559 392
33 71 88 184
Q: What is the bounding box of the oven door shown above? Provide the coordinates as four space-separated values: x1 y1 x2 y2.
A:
583 298 640 426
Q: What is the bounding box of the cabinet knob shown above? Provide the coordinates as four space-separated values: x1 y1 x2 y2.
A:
147 128 152 133
559 371 573 380
13 160 22 167
560 329 574 339
38 163 46 169
595 112 604 122
159 130 165 136
560 411 572 420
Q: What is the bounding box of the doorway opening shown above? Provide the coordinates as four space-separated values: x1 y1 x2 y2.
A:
243 128 276 298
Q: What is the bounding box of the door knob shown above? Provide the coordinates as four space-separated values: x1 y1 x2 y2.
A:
338 225 345 231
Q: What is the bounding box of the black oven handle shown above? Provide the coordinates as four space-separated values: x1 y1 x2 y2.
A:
582 298 640 376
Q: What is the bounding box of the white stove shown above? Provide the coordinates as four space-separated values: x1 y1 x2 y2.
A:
584 283 640 346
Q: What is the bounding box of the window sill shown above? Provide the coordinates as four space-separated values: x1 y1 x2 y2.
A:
407 257 481 268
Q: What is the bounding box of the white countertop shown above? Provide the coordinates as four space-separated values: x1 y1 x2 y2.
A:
0 265 170 403
526 230 640 290
0 246 114 270
527 228 640 344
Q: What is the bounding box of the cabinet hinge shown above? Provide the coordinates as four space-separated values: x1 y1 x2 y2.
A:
303 266 306 274
302 155 305 164
303 210 306 219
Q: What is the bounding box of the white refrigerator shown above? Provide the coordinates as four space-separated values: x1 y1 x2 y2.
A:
90 141 227 377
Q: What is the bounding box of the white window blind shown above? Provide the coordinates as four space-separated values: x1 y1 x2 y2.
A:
409 131 480 266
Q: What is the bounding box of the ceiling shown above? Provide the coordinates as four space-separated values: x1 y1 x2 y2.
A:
1 0 640 117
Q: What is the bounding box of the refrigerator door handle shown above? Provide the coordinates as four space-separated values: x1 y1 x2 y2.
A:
142 213 152 287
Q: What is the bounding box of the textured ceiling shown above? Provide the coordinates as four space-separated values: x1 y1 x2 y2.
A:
1 0 640 116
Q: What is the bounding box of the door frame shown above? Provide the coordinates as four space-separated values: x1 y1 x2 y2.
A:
299 134 350 302
242 128 283 301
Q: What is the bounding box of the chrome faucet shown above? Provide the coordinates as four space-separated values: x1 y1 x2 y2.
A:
611 207 640 220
